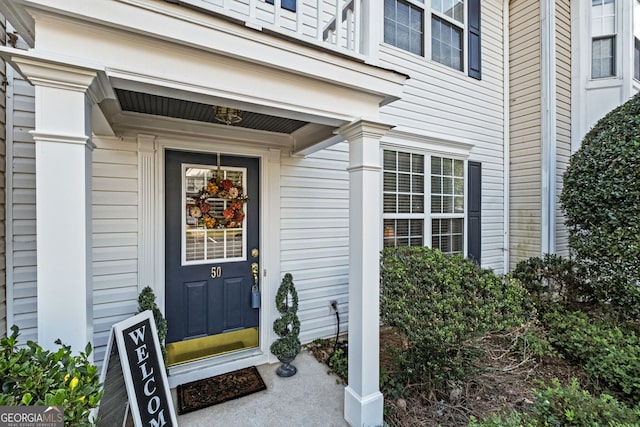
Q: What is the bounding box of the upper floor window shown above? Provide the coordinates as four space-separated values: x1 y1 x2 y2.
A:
634 0 640 80
265 0 296 12
591 0 616 79
384 0 481 79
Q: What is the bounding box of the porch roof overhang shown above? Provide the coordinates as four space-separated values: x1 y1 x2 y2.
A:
0 0 407 155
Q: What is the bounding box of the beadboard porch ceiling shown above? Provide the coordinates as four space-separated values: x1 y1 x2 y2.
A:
115 88 309 135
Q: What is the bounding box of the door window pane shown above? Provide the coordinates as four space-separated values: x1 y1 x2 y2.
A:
183 165 248 264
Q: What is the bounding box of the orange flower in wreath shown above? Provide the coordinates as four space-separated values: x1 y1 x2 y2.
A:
223 207 235 220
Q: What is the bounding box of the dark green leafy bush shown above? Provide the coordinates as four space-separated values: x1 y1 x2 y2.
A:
560 92 640 319
468 379 640 426
0 326 103 427
380 247 534 392
542 309 640 404
512 254 585 306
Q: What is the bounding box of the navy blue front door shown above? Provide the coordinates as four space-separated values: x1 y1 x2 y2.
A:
165 150 260 345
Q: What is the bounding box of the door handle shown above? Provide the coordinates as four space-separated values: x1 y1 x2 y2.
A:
251 263 259 285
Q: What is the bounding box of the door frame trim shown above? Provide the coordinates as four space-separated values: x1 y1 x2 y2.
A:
138 133 281 387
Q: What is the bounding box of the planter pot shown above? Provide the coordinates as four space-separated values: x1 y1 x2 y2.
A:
276 355 297 377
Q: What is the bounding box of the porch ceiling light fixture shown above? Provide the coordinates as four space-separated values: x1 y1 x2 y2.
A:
213 105 243 125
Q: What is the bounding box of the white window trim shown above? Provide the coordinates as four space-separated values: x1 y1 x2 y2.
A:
634 0 640 81
381 131 472 256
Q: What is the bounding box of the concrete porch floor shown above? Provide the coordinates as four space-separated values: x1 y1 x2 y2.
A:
173 351 349 426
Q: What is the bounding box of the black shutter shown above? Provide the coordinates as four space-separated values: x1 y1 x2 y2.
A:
468 0 482 80
467 161 481 264
265 0 296 12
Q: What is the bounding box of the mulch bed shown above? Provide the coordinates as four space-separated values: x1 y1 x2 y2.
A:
306 326 588 426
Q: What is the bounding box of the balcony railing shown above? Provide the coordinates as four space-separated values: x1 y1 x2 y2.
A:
170 0 367 58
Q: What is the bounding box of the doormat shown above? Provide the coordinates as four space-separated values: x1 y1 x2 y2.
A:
176 366 267 415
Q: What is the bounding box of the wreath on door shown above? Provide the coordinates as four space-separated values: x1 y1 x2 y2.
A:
188 175 248 229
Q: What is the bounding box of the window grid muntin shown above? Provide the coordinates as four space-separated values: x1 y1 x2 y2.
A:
383 150 425 215
383 149 466 256
591 0 616 37
432 0 464 24
384 0 425 56
592 36 616 78
182 164 247 265
431 15 463 70
382 0 468 74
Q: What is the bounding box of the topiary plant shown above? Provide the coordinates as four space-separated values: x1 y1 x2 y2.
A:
270 273 301 362
137 286 168 365
560 92 640 319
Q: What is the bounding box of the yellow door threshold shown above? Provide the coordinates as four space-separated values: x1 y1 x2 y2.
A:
166 327 259 366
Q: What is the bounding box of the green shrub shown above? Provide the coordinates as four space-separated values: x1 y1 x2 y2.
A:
512 254 585 306
0 326 103 427
469 379 640 427
380 247 534 392
542 310 640 404
560 92 640 319
137 286 168 365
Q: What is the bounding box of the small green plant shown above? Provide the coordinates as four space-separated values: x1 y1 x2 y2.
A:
327 346 348 383
270 273 301 359
0 326 103 427
542 309 640 404
469 379 640 426
137 286 168 365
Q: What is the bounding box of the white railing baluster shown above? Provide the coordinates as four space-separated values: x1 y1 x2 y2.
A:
296 0 303 34
249 0 256 20
334 0 342 49
274 0 281 26
346 7 353 51
353 0 361 54
317 0 324 42
180 0 363 56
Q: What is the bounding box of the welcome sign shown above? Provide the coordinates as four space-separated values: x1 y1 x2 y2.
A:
98 311 177 427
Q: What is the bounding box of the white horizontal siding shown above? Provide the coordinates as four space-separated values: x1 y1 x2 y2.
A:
9 72 37 343
378 0 506 273
280 144 349 343
555 0 571 257
92 137 139 364
509 0 542 268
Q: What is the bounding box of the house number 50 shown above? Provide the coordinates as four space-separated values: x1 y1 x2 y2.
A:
211 266 222 279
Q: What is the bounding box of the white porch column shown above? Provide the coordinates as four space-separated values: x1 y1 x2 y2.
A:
13 58 98 352
339 119 393 427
